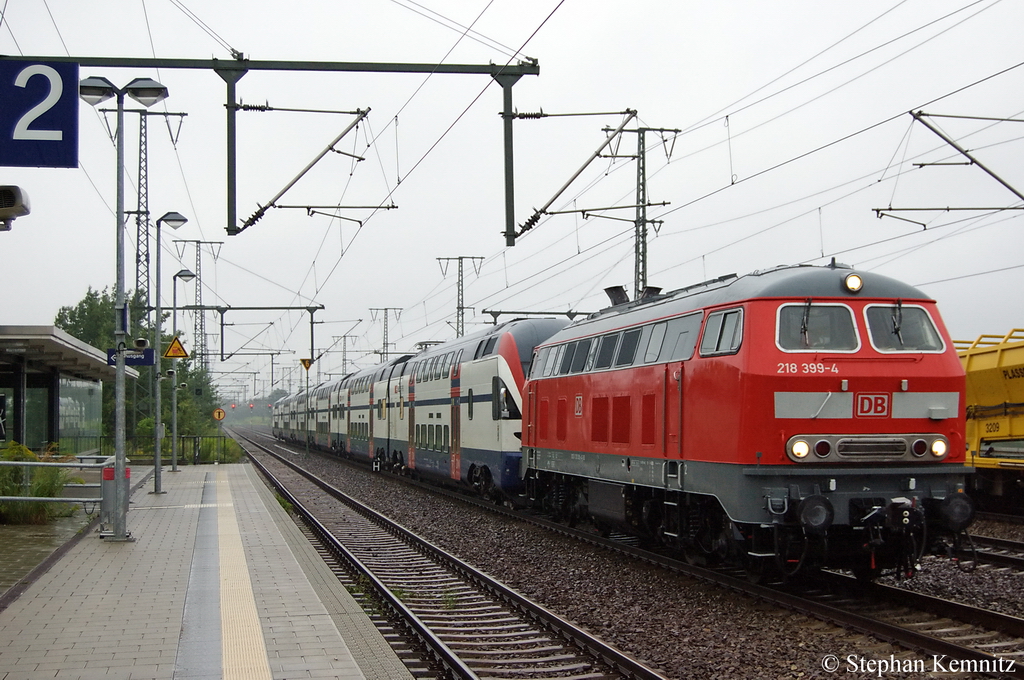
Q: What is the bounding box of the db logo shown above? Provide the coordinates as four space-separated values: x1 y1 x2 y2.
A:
856 393 890 417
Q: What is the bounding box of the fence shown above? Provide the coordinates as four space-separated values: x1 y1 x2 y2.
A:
0 458 107 504
55 436 242 466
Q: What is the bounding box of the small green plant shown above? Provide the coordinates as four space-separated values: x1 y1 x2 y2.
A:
442 590 459 610
275 493 293 513
391 587 410 602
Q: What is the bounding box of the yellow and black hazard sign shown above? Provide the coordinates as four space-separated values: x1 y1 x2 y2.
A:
300 358 313 371
164 336 189 359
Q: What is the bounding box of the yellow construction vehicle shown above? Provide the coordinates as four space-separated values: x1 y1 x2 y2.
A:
957 329 1024 512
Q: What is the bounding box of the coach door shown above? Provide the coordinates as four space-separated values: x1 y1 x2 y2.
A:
449 354 462 481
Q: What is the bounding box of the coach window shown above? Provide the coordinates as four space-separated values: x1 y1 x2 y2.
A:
700 308 744 356
778 303 858 352
614 329 643 367
468 389 474 420
492 376 522 419
594 333 619 370
570 338 592 373
442 352 453 379
865 304 944 352
481 336 499 357
443 425 450 454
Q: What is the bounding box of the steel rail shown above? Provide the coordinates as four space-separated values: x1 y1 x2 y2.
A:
240 429 1024 677
240 433 666 680
246 448 480 680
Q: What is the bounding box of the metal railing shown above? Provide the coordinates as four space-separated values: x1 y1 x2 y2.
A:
0 458 110 504
55 435 241 465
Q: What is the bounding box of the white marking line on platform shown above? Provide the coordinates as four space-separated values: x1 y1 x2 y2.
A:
217 469 273 680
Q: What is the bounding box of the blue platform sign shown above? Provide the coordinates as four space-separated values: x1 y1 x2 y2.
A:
0 61 78 168
106 348 156 367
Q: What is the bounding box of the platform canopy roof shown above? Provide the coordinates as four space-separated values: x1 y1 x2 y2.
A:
0 326 139 382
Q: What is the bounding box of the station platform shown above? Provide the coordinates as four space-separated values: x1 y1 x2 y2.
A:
0 462 415 680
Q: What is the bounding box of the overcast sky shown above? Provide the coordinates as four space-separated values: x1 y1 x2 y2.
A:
2 0 1023 400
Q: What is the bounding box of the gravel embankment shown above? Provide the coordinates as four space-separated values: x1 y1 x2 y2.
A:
271 454 1016 680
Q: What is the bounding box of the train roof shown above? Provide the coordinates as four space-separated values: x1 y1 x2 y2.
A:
551 264 933 341
292 317 569 397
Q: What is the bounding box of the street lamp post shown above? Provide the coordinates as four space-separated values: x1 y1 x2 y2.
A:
80 76 169 542
172 268 195 472
152 211 187 494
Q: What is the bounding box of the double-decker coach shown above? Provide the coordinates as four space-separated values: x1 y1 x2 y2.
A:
277 318 568 498
521 263 974 579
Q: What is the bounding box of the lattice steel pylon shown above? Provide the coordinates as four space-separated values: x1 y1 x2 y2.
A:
133 114 152 431
437 256 483 337
173 239 223 371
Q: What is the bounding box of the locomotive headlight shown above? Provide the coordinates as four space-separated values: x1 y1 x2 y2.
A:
844 273 863 293
792 440 811 459
931 439 948 458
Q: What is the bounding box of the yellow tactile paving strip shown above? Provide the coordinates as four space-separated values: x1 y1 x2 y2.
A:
217 468 274 680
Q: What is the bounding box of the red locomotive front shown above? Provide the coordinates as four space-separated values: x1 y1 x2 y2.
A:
521 264 974 579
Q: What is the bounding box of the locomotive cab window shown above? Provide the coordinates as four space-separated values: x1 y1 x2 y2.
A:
558 342 577 375
570 338 592 373
661 312 702 362
700 308 744 356
594 333 619 370
777 303 858 352
865 303 944 353
542 345 560 377
614 329 643 367
645 323 667 363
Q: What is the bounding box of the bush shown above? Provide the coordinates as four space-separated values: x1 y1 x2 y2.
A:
0 441 82 524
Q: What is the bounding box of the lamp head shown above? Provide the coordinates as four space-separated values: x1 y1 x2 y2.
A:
125 77 168 108
79 76 117 106
156 211 188 230
174 268 196 283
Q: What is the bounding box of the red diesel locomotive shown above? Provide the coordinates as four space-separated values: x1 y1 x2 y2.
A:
520 263 975 579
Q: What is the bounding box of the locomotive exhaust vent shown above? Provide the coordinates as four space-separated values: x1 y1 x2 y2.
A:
837 437 907 457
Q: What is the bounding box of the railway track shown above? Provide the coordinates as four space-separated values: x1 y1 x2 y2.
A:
238 432 667 680
966 534 1024 571
240 429 1024 677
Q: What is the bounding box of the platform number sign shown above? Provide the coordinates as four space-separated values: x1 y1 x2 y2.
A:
0 61 79 168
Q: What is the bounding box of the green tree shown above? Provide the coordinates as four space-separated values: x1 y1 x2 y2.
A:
54 287 221 439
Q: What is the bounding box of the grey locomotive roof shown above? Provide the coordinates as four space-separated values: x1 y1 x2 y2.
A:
547 264 933 342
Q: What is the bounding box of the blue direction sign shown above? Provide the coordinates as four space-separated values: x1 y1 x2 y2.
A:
0 61 78 168
106 348 156 367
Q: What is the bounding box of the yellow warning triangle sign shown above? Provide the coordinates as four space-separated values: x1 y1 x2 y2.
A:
300 358 313 371
164 336 189 359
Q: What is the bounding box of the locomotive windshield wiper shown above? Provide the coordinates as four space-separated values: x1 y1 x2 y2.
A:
801 298 813 348
891 299 904 347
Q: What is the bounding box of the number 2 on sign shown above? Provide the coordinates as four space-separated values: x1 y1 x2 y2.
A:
777 363 839 374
